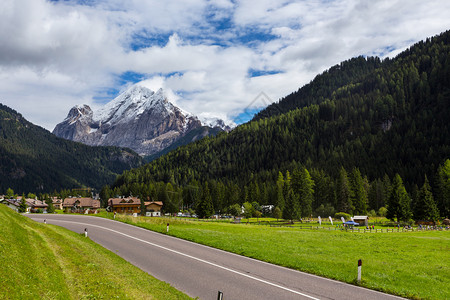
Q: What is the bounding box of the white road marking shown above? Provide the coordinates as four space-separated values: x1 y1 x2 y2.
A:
36 218 320 300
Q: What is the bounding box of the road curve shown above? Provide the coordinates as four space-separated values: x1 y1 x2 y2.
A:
27 215 404 300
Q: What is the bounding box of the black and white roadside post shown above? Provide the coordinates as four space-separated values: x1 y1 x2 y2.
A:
114 212 116 219
217 291 223 300
357 259 362 283
84 228 88 238
167 223 169 233
44 219 46 224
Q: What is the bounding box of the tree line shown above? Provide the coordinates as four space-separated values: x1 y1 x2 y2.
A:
101 159 449 222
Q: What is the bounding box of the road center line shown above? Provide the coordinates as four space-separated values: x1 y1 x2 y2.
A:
40 218 320 300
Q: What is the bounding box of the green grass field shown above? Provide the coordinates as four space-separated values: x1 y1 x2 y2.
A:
0 206 191 300
98 212 450 300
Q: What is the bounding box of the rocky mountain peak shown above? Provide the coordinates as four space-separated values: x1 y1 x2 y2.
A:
53 85 227 156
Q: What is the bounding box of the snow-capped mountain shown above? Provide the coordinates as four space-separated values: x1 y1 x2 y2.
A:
53 85 229 156
198 116 233 132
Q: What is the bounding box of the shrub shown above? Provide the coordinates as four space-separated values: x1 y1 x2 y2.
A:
334 212 351 220
378 207 388 217
315 204 335 217
367 209 377 217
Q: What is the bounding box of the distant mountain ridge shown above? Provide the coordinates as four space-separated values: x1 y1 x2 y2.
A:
0 104 142 193
53 86 231 156
112 30 450 195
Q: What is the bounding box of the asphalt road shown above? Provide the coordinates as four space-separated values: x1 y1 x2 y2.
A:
27 215 405 300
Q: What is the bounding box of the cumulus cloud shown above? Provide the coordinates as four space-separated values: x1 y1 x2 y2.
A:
0 0 450 130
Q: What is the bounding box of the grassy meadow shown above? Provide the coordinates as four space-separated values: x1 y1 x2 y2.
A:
98 212 450 300
0 205 191 300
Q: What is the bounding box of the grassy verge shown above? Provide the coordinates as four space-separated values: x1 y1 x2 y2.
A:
96 212 450 300
0 206 191 300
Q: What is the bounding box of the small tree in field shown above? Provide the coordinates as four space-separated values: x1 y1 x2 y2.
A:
228 204 241 217
272 206 282 221
18 198 27 213
243 202 254 219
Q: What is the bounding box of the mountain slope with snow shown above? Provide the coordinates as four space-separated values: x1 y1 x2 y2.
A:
53 85 229 156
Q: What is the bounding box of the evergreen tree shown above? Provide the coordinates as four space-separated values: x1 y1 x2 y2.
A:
435 159 450 218
140 198 146 216
276 172 285 211
18 197 27 213
99 185 112 208
414 176 439 221
157 184 171 213
164 183 179 214
387 174 412 223
297 168 315 218
349 168 368 215
336 167 352 214
196 183 214 219
45 195 55 213
282 188 300 222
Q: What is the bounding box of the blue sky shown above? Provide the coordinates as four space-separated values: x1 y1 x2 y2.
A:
1 0 450 130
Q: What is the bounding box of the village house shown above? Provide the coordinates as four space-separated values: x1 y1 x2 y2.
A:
145 201 163 217
107 197 163 216
63 197 100 213
108 197 141 214
0 199 20 212
25 199 48 213
52 197 64 210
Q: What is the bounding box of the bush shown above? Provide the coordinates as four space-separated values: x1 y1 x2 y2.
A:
315 204 335 217
367 209 377 217
334 212 351 220
378 207 388 217
228 204 241 217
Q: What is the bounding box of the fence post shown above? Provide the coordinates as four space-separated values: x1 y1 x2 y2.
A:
357 259 362 283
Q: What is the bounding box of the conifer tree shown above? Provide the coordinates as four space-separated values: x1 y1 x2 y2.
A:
158 184 171 213
18 197 27 213
387 174 412 223
282 187 300 222
276 172 285 211
297 168 314 218
414 176 439 221
196 183 214 219
435 159 450 218
45 195 55 213
350 168 368 215
336 167 352 214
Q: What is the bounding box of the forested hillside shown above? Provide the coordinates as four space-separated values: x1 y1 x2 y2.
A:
0 104 143 193
108 31 450 220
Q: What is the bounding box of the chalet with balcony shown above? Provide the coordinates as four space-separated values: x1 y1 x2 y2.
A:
63 197 100 213
108 197 141 214
25 199 48 213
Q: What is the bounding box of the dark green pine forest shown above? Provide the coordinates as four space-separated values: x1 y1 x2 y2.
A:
0 104 143 193
108 30 450 221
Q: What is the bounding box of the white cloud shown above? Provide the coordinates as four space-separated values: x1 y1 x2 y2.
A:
0 0 450 131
